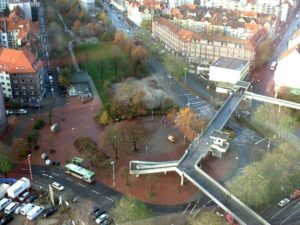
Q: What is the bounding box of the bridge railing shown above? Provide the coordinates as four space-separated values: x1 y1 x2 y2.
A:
191 157 270 225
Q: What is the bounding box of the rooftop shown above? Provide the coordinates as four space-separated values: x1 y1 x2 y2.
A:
211 57 249 70
210 130 230 141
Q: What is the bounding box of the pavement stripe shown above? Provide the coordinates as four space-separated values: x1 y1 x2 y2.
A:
105 196 114 202
66 178 73 182
183 203 191 214
78 183 86 188
92 190 100 195
51 172 60 176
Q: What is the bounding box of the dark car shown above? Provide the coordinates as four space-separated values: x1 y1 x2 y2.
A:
42 207 57 218
0 214 13 225
90 207 105 219
26 193 37 203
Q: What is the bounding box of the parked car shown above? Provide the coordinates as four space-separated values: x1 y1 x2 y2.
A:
14 203 26 214
26 193 37 203
0 214 13 225
16 109 27 115
167 135 176 143
5 110 14 116
4 202 19 214
90 207 105 219
18 192 30 202
42 207 57 218
95 212 109 224
278 198 290 207
52 182 64 191
167 74 172 79
290 189 300 200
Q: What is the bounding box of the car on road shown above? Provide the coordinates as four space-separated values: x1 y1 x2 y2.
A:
278 198 290 207
42 207 57 218
0 214 13 225
290 189 300 200
52 182 64 191
90 207 106 219
167 135 176 143
5 110 14 116
18 192 30 202
26 193 37 203
167 74 172 79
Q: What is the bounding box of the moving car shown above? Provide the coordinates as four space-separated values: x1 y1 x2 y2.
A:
51 182 64 191
167 74 172 79
16 109 27 115
42 207 57 218
290 189 300 200
278 198 290 207
167 135 176 143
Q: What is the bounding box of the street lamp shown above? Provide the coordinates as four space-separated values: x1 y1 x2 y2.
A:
151 110 154 121
145 145 148 158
72 127 75 137
110 161 115 187
27 154 33 181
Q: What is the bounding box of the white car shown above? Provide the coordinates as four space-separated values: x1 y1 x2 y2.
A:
52 182 64 191
18 191 30 201
167 74 172 79
14 203 26 214
278 198 290 207
17 109 27 115
95 212 109 224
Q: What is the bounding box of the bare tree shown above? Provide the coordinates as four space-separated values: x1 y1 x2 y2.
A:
71 200 94 225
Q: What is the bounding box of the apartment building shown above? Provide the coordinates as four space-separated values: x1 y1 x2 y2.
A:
0 84 6 135
127 2 153 27
79 0 95 13
274 45 300 96
0 0 8 12
0 48 44 103
9 0 32 20
171 6 278 39
152 18 267 65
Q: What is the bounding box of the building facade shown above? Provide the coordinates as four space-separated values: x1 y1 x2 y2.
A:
79 0 95 13
0 48 44 103
9 1 32 20
0 84 6 135
152 18 267 65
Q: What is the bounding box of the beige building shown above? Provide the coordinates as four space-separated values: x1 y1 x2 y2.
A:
152 18 267 65
0 48 44 103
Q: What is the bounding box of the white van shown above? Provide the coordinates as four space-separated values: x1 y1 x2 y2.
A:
27 206 44 220
0 198 12 211
20 203 35 215
4 202 19 214
270 61 277 70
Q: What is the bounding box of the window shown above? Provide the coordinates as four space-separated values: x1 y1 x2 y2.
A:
31 91 35 95
29 79 33 83
1 82 3 85
21 79 25 83
22 86 26 90
8 88 10 92
13 80 17 84
2 87 5 90
29 85 34 90
23 91 26 95
15 91 19 95
6 77 9 80
14 85 18 89
0 76 3 79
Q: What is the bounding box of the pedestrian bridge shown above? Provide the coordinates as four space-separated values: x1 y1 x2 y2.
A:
130 83 271 225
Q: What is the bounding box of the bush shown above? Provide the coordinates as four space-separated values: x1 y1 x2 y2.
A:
33 119 45 130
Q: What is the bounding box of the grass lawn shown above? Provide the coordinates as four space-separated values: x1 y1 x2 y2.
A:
74 43 133 104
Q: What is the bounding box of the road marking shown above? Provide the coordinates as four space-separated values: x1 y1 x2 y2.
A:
51 173 60 177
66 178 73 182
78 183 86 188
280 204 300 225
20 168 28 171
183 203 191 214
92 190 100 195
105 196 114 202
42 173 48 177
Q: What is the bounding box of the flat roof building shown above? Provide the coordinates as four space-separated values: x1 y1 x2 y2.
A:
209 57 250 85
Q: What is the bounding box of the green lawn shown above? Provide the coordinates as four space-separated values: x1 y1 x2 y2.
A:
74 43 133 104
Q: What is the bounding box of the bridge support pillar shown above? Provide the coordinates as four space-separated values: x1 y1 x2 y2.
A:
180 175 184 186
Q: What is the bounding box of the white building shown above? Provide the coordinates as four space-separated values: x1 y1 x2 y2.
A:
0 0 8 12
9 1 32 20
209 57 250 84
274 46 300 95
111 0 126 11
127 3 152 27
168 0 194 8
79 0 95 13
288 29 300 49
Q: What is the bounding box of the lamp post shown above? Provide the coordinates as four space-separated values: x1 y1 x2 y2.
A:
145 145 148 158
184 67 187 84
111 161 115 187
72 127 75 137
151 110 154 121
28 154 33 181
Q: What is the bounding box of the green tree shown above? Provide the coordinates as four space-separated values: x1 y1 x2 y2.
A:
33 119 45 130
98 10 109 25
100 31 111 42
140 20 152 30
59 67 72 87
255 38 273 68
110 196 152 225
27 129 39 149
0 145 14 178
11 138 29 160
3 6 9 17
189 211 230 225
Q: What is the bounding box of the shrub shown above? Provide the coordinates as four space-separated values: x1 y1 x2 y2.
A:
33 119 45 130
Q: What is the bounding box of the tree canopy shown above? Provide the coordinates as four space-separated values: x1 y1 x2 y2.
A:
188 211 230 225
110 196 152 224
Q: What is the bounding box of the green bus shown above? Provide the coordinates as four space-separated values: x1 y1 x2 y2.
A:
64 163 96 183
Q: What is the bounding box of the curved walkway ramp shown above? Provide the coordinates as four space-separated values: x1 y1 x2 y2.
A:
130 91 270 225
130 160 179 175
